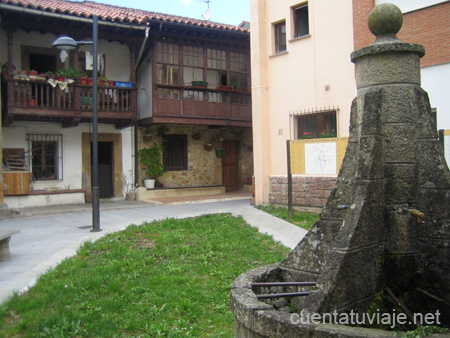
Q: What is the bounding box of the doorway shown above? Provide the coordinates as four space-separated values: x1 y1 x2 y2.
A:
92 142 114 198
222 140 239 191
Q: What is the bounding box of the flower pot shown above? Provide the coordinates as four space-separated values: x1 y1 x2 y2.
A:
26 98 37 106
18 70 28 80
191 80 208 87
109 81 114 86
80 77 88 85
144 178 156 189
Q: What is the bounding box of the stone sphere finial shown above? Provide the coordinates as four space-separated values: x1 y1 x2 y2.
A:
368 3 403 37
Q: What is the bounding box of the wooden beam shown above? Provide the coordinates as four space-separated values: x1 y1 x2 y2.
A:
139 116 251 128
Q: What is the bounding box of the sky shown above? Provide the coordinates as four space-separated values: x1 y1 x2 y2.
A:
92 0 250 26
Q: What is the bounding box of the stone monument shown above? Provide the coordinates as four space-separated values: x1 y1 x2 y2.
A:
232 4 450 337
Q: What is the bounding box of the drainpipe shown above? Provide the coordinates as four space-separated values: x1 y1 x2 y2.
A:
134 120 139 188
136 27 150 71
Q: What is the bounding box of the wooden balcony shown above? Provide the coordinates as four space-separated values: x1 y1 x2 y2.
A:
2 78 137 129
150 83 252 127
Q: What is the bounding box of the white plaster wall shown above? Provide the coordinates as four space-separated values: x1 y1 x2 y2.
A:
121 126 135 195
421 63 450 130
0 29 130 82
136 47 153 119
5 193 85 209
3 122 134 196
3 121 82 191
375 0 449 13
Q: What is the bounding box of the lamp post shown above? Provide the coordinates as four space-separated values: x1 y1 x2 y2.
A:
52 15 101 232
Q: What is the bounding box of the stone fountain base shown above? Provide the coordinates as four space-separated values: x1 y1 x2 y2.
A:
231 264 398 338
232 5 450 337
231 264 448 338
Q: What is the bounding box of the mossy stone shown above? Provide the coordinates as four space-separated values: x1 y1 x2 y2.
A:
368 3 403 36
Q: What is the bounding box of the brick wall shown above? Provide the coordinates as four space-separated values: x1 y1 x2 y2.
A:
353 0 450 67
269 175 337 208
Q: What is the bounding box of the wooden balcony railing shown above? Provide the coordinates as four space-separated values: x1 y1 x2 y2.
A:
153 83 252 125
2 78 137 127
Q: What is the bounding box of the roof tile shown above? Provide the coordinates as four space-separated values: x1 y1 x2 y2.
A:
0 0 249 32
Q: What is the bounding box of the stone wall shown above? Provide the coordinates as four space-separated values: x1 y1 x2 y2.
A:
269 175 337 208
137 124 253 188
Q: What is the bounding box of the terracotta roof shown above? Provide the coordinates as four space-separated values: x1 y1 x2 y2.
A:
0 0 249 33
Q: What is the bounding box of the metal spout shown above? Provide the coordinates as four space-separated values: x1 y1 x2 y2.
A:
402 207 425 223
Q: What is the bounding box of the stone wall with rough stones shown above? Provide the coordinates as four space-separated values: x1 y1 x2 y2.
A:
137 124 253 188
269 175 337 208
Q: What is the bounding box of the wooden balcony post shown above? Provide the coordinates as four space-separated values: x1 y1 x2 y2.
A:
7 30 14 76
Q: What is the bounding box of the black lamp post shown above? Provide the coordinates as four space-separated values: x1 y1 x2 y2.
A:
52 15 101 232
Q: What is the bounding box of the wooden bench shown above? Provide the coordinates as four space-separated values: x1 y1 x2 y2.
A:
0 230 21 261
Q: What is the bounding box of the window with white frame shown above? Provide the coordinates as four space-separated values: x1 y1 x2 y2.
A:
292 3 309 38
27 134 63 180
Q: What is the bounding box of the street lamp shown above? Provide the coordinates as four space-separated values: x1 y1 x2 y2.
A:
52 15 101 232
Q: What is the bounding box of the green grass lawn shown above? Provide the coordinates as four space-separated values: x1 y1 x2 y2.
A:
0 214 290 338
257 205 319 230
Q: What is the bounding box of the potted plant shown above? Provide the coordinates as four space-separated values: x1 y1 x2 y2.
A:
45 71 55 79
139 143 164 189
191 80 208 87
18 70 28 80
1 63 15 78
80 76 88 85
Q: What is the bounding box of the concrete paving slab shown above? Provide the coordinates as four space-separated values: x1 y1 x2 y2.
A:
0 198 309 304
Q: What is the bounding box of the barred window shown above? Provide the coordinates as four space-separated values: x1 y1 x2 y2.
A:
163 135 188 171
296 110 337 139
27 134 63 180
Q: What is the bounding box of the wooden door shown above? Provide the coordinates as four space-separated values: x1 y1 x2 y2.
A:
222 140 239 191
93 142 114 198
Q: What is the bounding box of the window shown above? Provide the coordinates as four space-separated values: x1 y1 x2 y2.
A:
184 46 204 67
156 42 180 85
163 135 188 171
296 111 337 139
157 64 179 84
184 90 203 101
230 52 250 90
156 42 179 64
208 92 226 103
27 134 63 180
207 48 227 70
230 52 249 73
183 66 204 84
157 88 180 100
293 4 309 38
274 21 287 53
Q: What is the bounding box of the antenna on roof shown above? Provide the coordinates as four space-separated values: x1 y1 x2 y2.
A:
198 0 212 21
203 8 212 21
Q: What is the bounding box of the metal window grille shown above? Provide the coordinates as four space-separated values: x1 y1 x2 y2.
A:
163 135 188 171
290 107 339 139
27 134 63 181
